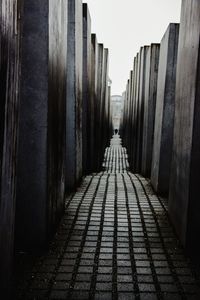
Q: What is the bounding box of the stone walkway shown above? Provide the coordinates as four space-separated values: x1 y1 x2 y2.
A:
16 135 200 299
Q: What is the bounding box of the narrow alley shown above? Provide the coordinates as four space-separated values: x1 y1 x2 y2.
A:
2 0 200 299
15 135 200 300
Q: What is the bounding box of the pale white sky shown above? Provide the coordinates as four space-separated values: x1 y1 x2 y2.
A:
83 0 182 95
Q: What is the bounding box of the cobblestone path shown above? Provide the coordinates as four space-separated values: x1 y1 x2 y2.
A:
16 135 200 299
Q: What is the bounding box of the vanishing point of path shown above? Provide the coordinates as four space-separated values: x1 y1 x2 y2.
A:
16 135 200 300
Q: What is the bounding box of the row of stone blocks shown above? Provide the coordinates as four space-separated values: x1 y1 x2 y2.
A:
122 0 200 267
0 0 112 293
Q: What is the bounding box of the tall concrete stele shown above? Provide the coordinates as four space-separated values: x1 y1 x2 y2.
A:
169 0 200 262
111 95 124 131
151 23 179 195
66 0 83 191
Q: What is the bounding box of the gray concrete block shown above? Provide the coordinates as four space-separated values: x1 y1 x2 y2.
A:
82 3 92 175
151 23 179 195
128 70 133 151
135 46 149 173
102 52 110 149
94 43 104 171
107 85 112 140
129 57 138 170
169 0 200 260
141 44 160 177
123 79 130 151
129 59 137 170
16 0 68 251
132 53 141 171
0 0 21 292
66 0 83 190
99 48 109 165
91 34 98 172
125 70 133 157
48 0 68 235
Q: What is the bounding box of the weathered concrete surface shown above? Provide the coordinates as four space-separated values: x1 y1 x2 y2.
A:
94 43 104 171
90 34 98 172
131 53 140 172
151 24 179 195
129 59 138 171
122 80 129 150
141 44 160 178
66 0 83 190
127 70 133 160
48 0 68 239
169 0 200 261
107 85 113 141
102 54 110 153
135 46 149 173
82 3 92 175
124 71 133 160
0 0 21 293
129 68 134 166
91 43 110 173
16 0 68 252
99 48 109 167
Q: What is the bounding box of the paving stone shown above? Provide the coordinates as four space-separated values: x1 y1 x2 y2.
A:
71 291 90 300
52 281 70 290
137 275 154 283
76 274 92 282
118 292 136 300
117 275 133 283
55 273 73 281
74 282 91 290
160 283 178 293
157 275 174 283
94 292 112 300
117 283 134 292
97 267 113 274
49 290 68 299
96 282 112 291
96 274 112 282
139 283 156 292
98 260 113 266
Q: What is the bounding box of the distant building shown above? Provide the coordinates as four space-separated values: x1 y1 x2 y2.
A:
111 95 124 130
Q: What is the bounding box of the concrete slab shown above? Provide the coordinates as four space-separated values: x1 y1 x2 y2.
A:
66 0 83 190
169 0 200 260
0 0 21 292
15 0 68 252
94 43 104 171
141 44 160 178
129 59 137 170
102 50 110 153
123 79 130 150
99 48 109 167
48 0 68 236
91 34 98 172
126 70 133 160
132 53 141 171
129 70 134 153
151 24 179 195
135 46 149 173
129 57 138 171
82 3 92 175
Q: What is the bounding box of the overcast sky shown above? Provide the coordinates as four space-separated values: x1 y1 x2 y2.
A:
83 0 182 95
